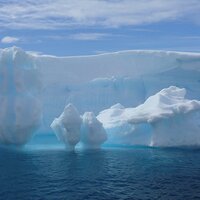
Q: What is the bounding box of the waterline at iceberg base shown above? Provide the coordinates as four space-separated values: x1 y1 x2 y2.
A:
1 47 200 148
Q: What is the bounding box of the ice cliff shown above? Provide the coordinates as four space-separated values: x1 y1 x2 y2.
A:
36 49 200 130
1 46 200 147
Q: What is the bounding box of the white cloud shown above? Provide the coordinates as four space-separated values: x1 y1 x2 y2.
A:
27 51 43 56
95 50 110 55
179 36 200 40
69 33 108 40
46 33 110 40
1 36 19 43
0 0 200 29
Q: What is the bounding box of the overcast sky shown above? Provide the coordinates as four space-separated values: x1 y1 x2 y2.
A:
0 0 200 56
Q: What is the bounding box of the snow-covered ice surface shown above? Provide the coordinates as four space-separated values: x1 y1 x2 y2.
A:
1 46 200 147
97 86 200 147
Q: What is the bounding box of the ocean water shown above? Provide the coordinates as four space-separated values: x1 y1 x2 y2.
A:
0 135 200 200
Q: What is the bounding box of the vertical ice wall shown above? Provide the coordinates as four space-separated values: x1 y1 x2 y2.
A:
0 47 42 145
36 50 200 133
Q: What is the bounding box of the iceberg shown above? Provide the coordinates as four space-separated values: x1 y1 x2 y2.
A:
1 47 200 147
0 47 42 145
97 86 200 147
50 104 82 150
81 112 107 149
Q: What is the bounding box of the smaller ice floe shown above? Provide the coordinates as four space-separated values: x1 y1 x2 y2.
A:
50 104 82 150
97 86 200 147
81 112 107 149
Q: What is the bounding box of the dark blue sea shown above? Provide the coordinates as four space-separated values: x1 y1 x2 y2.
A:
0 134 200 200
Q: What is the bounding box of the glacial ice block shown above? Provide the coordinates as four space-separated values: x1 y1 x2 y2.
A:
98 86 200 146
0 47 42 145
81 112 107 149
50 104 82 150
97 104 151 145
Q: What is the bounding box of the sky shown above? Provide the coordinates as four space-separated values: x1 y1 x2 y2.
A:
0 0 200 56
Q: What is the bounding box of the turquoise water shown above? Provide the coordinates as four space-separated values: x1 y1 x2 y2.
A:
0 135 200 200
